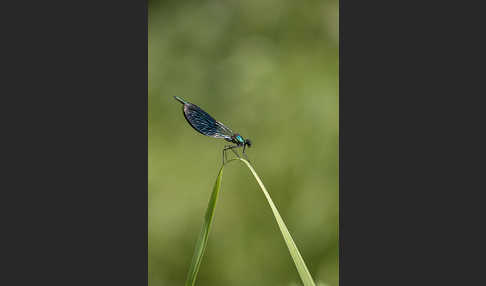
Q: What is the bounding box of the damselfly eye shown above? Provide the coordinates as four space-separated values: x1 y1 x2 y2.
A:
245 139 252 147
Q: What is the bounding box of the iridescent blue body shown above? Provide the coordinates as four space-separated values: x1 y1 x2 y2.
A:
174 96 251 162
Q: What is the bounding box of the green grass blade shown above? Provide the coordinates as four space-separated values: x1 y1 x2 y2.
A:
184 165 225 286
184 158 316 286
237 158 316 286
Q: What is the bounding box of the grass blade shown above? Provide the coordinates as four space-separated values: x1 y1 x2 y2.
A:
237 158 316 286
185 165 224 286
185 158 316 286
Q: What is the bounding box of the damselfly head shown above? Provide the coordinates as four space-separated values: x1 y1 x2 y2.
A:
245 139 252 148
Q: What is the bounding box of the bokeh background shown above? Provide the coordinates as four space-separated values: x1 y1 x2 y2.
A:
149 0 338 285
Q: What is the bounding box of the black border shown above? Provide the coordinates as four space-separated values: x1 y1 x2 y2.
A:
340 1 484 285
3 1 148 285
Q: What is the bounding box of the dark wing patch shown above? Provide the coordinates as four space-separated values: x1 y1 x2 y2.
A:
183 104 232 139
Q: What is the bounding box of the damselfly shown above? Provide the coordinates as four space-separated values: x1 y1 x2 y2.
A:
174 96 252 163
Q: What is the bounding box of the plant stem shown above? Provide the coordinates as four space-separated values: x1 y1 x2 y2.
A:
236 158 316 286
184 158 316 286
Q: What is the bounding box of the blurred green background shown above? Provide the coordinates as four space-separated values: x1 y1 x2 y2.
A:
149 0 338 285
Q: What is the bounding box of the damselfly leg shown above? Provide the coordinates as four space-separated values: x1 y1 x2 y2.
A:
222 145 241 164
242 144 250 162
222 144 250 164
